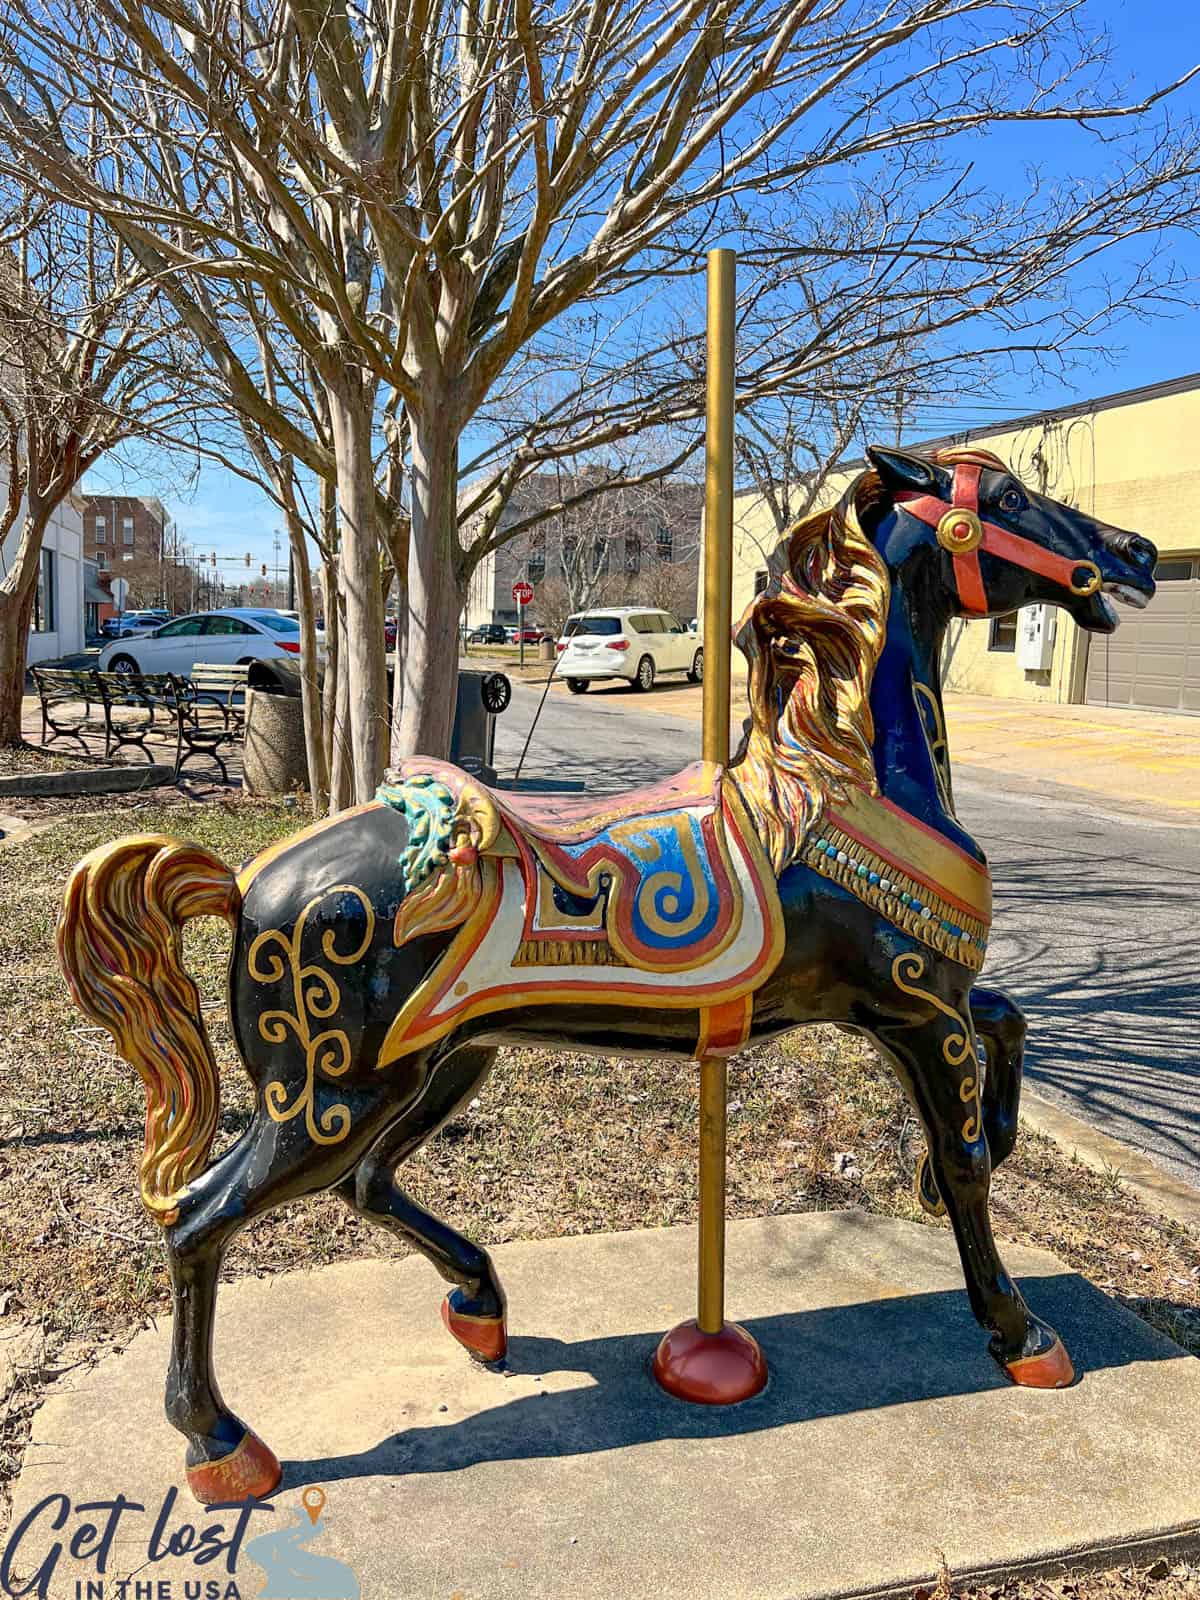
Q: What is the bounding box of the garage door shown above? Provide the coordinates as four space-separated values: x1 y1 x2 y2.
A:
1085 557 1200 712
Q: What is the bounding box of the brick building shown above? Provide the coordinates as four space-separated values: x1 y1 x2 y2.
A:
461 468 703 631
80 494 169 575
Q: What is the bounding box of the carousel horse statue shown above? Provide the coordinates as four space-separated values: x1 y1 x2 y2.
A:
56 443 1157 1503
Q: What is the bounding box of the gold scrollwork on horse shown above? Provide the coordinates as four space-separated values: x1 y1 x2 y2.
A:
891 952 982 1143
247 885 376 1146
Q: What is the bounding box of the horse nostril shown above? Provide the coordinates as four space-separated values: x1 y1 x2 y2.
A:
1117 534 1157 569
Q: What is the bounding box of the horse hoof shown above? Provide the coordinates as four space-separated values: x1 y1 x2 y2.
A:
441 1291 507 1364
185 1429 282 1504
1004 1335 1075 1390
914 1150 947 1218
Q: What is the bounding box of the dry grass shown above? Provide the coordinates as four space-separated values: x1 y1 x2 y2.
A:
931 1559 1200 1599
1 798 1198 1596
0 741 110 776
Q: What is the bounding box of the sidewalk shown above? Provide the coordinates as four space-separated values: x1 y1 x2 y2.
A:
580 677 1200 821
942 694 1200 817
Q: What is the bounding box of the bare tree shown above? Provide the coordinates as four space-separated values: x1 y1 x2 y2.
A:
0 174 202 742
2 0 1198 792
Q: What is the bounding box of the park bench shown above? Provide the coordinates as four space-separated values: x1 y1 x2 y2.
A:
31 666 246 783
95 670 188 772
30 668 111 756
177 662 249 784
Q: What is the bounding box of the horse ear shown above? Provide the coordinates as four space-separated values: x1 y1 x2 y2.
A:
866 445 938 495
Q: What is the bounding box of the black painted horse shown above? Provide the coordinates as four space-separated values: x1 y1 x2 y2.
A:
57 444 1156 1503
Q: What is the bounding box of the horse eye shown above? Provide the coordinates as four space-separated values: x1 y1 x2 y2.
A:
1000 488 1022 512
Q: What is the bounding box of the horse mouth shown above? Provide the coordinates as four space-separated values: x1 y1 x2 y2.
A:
1105 581 1151 611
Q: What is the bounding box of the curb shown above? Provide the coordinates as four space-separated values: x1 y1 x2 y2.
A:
1021 1088 1200 1232
0 763 174 798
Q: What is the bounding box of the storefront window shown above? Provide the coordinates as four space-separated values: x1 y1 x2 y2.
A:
32 548 56 633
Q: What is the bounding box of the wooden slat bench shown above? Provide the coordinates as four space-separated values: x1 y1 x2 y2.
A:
96 671 187 771
30 668 110 756
177 663 249 783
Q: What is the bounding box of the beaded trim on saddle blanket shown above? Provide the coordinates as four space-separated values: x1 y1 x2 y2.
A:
799 787 991 973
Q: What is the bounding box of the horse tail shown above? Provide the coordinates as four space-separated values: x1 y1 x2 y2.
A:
57 835 240 1227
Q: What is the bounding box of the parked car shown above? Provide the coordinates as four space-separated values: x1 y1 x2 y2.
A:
98 608 324 678
102 608 171 639
509 626 549 645
467 622 509 645
555 607 703 692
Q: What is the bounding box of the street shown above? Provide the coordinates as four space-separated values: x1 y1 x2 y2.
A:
493 679 1200 1191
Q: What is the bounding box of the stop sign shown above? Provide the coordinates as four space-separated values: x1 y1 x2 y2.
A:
512 579 534 605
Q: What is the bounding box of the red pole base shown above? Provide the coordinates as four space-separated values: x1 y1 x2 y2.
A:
652 1318 768 1405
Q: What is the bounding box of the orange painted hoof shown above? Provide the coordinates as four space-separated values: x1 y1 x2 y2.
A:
441 1294 507 1363
185 1430 282 1504
1005 1336 1075 1389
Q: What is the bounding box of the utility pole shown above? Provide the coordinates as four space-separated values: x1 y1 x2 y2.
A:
158 506 167 610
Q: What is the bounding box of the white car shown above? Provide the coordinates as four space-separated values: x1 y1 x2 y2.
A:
98 608 319 677
555 607 703 693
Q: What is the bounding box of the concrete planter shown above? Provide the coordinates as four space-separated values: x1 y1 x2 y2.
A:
243 688 308 794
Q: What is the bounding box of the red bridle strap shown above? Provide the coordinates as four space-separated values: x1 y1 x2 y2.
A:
896 463 1101 615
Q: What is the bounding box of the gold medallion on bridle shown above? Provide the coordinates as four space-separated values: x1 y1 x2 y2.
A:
1069 560 1102 596
935 507 983 553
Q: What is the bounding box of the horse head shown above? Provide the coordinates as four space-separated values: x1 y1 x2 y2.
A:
865 444 1157 632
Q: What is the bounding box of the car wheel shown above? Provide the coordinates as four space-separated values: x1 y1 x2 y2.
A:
688 649 704 684
634 655 655 692
108 654 138 674
566 678 589 694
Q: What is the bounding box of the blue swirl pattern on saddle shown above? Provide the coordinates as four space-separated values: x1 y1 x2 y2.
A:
556 811 721 955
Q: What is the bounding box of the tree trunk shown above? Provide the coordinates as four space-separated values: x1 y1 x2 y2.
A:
283 507 328 815
321 553 353 815
392 410 461 760
0 587 38 745
327 375 388 801
0 510 51 746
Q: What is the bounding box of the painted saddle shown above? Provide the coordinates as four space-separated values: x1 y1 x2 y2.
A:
372 756 993 1070
374 759 785 1067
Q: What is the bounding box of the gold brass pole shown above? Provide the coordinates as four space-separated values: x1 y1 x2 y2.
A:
701 248 736 772
697 1053 728 1333
653 246 765 1403
697 248 736 1337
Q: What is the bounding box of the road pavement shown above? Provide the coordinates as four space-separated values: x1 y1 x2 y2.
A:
493 679 1200 1191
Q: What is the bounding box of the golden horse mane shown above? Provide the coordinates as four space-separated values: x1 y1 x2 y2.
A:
730 445 1008 874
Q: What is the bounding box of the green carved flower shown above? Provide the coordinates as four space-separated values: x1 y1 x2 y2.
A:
376 772 457 894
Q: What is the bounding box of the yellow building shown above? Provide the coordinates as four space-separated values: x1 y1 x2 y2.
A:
729 372 1200 714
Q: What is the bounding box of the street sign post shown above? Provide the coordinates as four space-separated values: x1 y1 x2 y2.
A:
512 579 534 666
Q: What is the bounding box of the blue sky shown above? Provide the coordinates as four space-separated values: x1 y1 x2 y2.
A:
83 0 1200 571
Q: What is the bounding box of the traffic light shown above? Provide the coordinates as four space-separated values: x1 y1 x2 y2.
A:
245 552 251 567
261 563 268 577
210 551 217 567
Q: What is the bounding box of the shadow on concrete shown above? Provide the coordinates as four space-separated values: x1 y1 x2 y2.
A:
281 1272 1183 1490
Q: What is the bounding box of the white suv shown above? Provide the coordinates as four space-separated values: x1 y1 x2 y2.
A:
555 607 704 693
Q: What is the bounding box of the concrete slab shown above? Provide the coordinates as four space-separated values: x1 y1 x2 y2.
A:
7 1213 1200 1600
